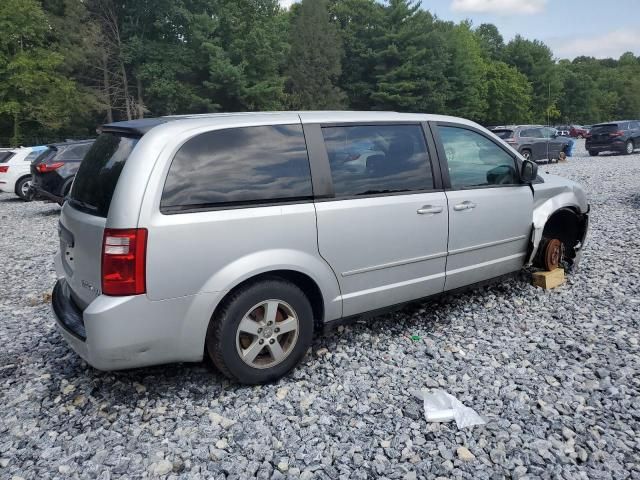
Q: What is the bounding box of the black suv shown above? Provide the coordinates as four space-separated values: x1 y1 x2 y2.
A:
30 140 94 204
586 120 640 156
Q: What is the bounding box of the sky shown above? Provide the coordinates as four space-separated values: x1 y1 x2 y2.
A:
279 0 640 60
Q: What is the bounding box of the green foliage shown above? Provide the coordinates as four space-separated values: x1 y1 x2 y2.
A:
0 0 84 146
371 1 449 113
286 0 345 109
484 61 532 125
441 22 488 120
1 0 640 145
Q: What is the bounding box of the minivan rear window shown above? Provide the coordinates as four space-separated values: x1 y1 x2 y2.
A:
69 133 139 217
161 124 312 213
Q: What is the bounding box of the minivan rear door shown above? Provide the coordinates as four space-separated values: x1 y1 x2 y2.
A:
308 121 448 317
59 134 139 308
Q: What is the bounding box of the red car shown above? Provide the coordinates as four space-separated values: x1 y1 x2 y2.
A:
570 125 589 138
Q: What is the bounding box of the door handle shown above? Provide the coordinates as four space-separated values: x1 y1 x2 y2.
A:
453 201 477 211
417 205 444 215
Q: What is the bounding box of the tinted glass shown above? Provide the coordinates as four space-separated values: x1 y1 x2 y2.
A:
0 152 15 163
61 143 93 161
24 150 44 162
492 129 514 139
591 124 618 134
69 134 139 217
161 124 312 211
438 126 518 188
33 147 56 165
542 128 557 139
519 128 543 138
322 124 433 197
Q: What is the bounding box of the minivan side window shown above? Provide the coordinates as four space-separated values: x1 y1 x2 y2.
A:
438 126 519 189
321 124 434 197
161 124 312 212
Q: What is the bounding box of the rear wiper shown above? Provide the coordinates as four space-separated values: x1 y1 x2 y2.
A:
69 198 98 211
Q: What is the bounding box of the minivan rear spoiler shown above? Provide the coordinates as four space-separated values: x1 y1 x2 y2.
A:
100 118 176 136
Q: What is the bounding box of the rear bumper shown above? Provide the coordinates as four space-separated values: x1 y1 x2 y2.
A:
585 141 626 152
51 278 214 370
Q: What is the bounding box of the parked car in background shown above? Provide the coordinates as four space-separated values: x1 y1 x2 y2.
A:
30 140 94 204
0 146 47 200
52 112 589 384
491 125 571 163
555 126 571 137
569 125 589 138
585 120 640 156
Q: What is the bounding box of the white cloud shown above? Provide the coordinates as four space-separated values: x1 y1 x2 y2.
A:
451 0 546 15
549 28 640 59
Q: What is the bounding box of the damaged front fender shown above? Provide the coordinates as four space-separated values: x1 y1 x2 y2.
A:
527 173 590 267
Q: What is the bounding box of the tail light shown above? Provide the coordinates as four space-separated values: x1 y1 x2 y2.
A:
585 133 591 138
36 162 65 173
0 166 8 173
610 130 624 137
101 228 147 296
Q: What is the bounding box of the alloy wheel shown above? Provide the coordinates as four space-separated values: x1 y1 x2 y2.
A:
20 180 32 198
235 300 299 369
626 141 633 154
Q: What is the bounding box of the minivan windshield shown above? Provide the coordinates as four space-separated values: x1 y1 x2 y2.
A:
69 133 139 217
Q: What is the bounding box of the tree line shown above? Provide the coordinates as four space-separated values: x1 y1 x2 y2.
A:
1 0 639 146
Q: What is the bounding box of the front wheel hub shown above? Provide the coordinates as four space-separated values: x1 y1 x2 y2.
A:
543 238 563 271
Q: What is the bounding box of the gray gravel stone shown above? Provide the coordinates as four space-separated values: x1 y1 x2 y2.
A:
0 140 639 478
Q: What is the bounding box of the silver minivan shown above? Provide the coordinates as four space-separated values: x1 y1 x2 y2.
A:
52 112 589 384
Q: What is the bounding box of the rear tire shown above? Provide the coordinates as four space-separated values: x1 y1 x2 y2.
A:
625 140 634 155
206 278 314 384
588 150 599 156
15 176 33 201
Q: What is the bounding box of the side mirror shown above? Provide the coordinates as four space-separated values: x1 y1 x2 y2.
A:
520 159 538 183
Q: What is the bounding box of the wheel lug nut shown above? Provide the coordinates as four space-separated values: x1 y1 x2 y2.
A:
259 339 264 344
257 328 262 333
269 339 275 344
267 321 273 326
275 328 280 333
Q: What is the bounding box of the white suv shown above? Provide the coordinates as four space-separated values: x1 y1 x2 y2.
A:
52 112 589 384
0 146 46 200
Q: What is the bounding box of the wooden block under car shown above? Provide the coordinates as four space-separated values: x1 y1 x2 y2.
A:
532 268 565 289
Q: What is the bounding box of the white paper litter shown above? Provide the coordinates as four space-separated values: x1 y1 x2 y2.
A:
413 389 486 429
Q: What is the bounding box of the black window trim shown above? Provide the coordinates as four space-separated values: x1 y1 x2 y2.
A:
159 123 314 215
308 121 444 203
429 121 526 191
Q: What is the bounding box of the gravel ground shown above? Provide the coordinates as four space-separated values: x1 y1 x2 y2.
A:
1 140 639 479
